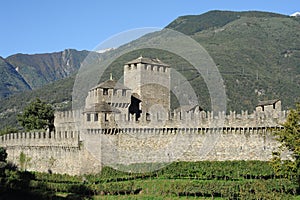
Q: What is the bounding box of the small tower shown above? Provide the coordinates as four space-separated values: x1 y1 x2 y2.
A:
84 78 131 128
256 99 281 113
124 56 171 116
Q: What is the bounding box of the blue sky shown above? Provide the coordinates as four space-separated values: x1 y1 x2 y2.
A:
1 0 299 58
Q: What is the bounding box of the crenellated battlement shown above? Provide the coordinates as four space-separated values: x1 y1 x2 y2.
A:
84 125 282 135
54 108 287 131
54 109 83 132
54 109 82 123
1 107 285 148
0 131 80 148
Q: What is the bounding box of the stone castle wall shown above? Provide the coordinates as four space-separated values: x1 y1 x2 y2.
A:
0 109 289 175
0 131 101 175
84 126 286 168
0 126 287 175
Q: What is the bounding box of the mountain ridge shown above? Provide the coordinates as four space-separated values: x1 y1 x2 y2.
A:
0 56 31 98
0 10 299 129
166 10 288 35
5 49 89 90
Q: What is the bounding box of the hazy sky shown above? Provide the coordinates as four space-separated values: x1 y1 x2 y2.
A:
1 0 299 57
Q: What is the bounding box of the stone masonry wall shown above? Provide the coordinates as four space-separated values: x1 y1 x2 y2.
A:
0 131 101 175
84 127 286 168
0 108 289 175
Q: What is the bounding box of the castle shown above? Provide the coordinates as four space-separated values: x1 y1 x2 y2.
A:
0 57 288 175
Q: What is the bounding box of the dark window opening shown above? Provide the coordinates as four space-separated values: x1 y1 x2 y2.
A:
104 113 109 121
129 95 142 121
170 112 174 119
146 113 151 121
122 89 126 96
262 106 264 111
113 89 117 95
87 113 91 122
103 88 108 95
94 113 98 121
273 103 276 109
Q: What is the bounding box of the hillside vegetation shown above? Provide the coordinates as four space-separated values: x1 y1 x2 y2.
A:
0 49 88 98
0 76 74 129
0 57 31 97
167 10 300 111
166 10 287 35
0 10 300 129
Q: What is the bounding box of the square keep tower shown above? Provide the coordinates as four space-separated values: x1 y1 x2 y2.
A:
124 56 171 114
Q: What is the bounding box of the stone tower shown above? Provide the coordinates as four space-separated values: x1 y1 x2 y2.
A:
84 78 131 128
124 56 171 117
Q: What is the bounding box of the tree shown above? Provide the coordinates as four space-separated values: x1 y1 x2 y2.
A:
17 98 54 132
0 126 19 136
272 103 300 191
0 147 7 180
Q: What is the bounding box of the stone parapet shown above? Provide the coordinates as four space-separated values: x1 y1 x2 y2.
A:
0 131 79 148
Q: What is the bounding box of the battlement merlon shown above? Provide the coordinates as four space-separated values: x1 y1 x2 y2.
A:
0 131 80 148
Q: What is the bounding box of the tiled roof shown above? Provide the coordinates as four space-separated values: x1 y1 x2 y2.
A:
257 99 280 106
90 79 130 91
131 93 141 101
84 102 121 113
175 105 203 112
126 56 170 67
